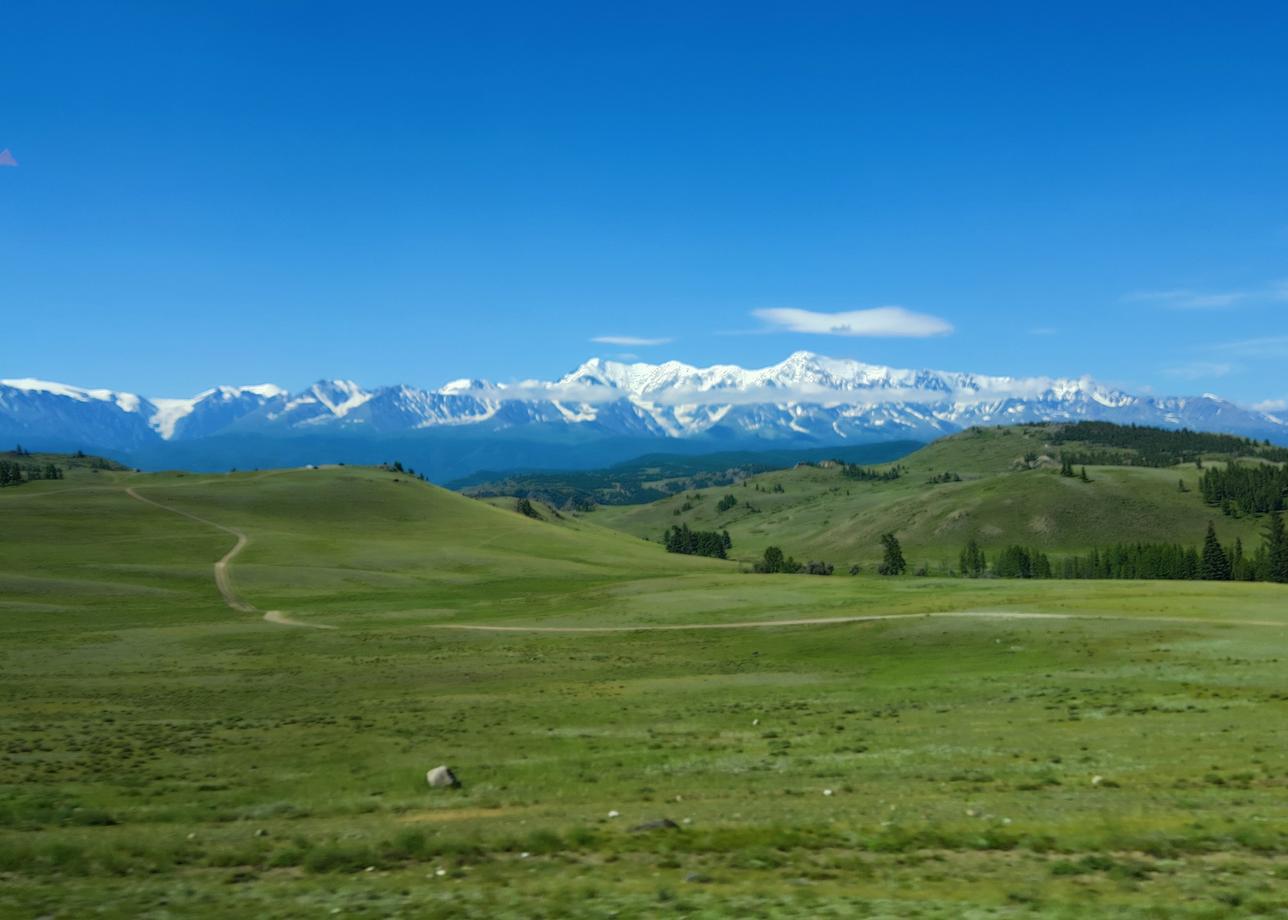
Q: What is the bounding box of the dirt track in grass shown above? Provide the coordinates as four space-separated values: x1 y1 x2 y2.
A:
126 486 334 629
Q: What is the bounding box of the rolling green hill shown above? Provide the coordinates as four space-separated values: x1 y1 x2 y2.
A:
591 424 1283 571
4 453 1288 917
451 441 921 507
0 462 730 631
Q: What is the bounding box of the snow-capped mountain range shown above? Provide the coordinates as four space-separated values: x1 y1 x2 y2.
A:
2 352 1285 475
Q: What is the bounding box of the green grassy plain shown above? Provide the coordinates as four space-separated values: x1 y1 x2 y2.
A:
592 426 1270 571
2 463 1287 917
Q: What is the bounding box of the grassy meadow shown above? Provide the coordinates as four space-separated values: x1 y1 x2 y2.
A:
2 461 1287 917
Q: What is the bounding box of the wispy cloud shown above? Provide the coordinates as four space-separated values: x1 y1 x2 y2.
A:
1126 289 1249 309
753 306 953 338
1209 335 1288 359
1124 280 1288 310
1252 397 1288 414
0 149 17 168
1164 361 1234 380
590 335 672 346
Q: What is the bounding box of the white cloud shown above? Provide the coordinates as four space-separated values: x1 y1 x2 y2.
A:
0 149 17 168
1252 398 1288 413
1126 289 1249 309
1164 361 1234 380
753 306 953 338
590 335 672 346
1125 279 1288 310
1209 335 1288 359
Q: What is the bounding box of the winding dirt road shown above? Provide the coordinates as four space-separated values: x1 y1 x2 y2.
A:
120 487 1282 637
125 486 334 629
424 610 1285 633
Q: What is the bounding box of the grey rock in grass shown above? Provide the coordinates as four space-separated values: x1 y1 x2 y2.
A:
426 765 460 788
629 817 679 833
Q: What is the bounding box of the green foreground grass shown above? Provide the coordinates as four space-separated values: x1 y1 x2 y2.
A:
2 465 1287 917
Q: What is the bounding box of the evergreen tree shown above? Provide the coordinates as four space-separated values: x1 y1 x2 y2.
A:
1264 512 1288 584
755 546 799 573
993 545 1034 578
663 524 728 559
1200 522 1231 580
878 533 907 576
959 537 985 578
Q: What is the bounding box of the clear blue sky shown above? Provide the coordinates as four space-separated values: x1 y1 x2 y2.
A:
3 2 1286 408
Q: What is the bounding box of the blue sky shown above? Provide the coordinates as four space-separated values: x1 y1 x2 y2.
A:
2 2 1286 409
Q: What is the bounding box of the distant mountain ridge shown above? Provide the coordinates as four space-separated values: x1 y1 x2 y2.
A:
2 353 1285 478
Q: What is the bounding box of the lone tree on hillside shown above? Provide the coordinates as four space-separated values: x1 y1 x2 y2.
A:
1264 512 1288 583
755 545 802 573
878 533 907 576
1200 522 1231 581
959 537 986 578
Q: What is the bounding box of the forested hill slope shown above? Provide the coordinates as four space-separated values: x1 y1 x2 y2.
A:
590 423 1287 572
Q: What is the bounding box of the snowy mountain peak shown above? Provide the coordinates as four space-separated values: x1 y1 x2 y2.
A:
3 355 1286 455
304 380 372 417
439 378 489 395
1 378 146 414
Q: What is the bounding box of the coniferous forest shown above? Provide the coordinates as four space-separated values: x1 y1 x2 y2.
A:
0 459 64 486
663 524 732 559
841 463 903 482
959 515 1288 583
1199 461 1288 516
1049 421 1288 467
